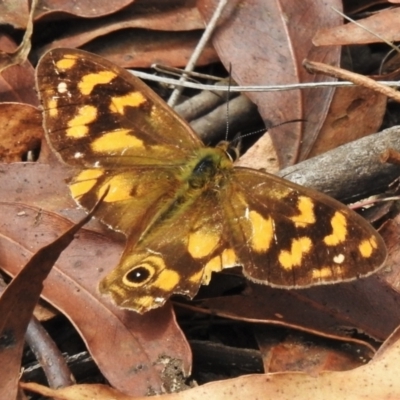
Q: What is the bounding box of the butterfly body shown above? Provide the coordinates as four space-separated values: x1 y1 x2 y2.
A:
36 49 387 313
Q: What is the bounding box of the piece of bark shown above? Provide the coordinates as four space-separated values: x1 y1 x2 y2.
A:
277 125 400 202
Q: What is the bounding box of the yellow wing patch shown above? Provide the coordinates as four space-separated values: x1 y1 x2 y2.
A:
66 105 97 138
79 71 117 95
152 269 180 291
188 228 220 260
359 237 378 258
48 99 58 117
101 175 135 203
249 211 274 253
56 55 77 70
70 169 104 199
324 211 347 246
201 248 238 285
110 92 147 114
312 266 344 280
91 129 144 153
279 237 312 270
290 196 316 227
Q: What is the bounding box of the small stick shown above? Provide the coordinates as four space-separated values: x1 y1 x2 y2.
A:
168 0 229 107
303 59 400 103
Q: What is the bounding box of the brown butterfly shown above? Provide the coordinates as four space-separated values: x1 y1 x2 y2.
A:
36 48 387 313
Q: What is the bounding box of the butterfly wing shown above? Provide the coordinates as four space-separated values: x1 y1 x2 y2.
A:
223 167 387 287
36 48 205 235
99 183 234 312
67 165 184 236
36 48 203 169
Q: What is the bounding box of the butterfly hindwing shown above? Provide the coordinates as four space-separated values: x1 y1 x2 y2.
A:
98 180 232 312
68 165 183 236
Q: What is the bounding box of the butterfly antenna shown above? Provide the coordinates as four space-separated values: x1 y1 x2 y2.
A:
225 64 232 142
233 119 306 143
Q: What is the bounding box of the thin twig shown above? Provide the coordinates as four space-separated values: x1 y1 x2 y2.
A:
130 69 400 92
167 0 228 107
25 316 75 388
303 59 400 102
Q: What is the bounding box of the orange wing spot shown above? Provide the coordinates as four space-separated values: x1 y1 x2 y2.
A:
312 267 332 280
56 55 77 70
202 258 222 285
70 169 104 199
290 196 315 227
100 174 134 202
189 269 204 284
187 229 220 259
153 269 180 291
324 211 347 246
278 237 312 270
91 129 144 153
202 248 237 285
66 105 97 138
312 265 345 281
359 237 377 258
78 71 117 95
221 248 237 267
48 98 58 117
312 266 343 280
110 92 147 114
249 211 273 253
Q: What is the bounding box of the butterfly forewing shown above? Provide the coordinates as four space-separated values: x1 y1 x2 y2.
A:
36 48 203 169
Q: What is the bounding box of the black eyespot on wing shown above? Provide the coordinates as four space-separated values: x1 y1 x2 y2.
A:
125 266 151 284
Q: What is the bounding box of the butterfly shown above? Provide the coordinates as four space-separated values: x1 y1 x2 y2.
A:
36 48 387 313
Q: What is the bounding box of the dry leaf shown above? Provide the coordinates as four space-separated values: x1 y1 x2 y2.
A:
21 325 400 399
0 162 191 396
0 205 95 399
0 104 42 162
198 0 341 167
314 7 400 46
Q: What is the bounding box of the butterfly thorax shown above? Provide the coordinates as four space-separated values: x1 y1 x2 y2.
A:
185 146 233 190
134 146 233 246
